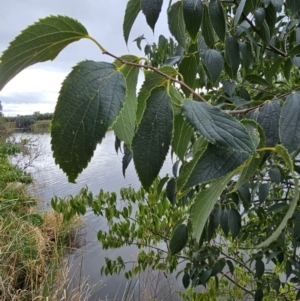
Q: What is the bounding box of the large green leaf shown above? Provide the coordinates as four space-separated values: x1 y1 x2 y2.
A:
172 114 194 161
254 7 265 29
136 66 177 125
123 0 141 44
202 4 216 47
280 92 300 154
178 43 199 96
257 99 280 147
209 0 226 41
51 61 126 182
191 170 238 241
168 1 187 48
202 49 224 84
182 100 255 154
255 145 299 248
141 0 163 31
132 87 173 190
183 0 203 41
112 56 139 147
0 15 88 90
184 144 249 189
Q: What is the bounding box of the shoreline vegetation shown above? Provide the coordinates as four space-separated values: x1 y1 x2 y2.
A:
0 121 94 301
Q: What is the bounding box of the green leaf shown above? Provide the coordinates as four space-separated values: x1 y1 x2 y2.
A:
182 100 255 153
255 145 298 248
169 224 188 255
265 57 284 84
239 41 253 71
234 0 246 27
136 66 177 125
178 43 199 95
177 138 208 194
209 0 226 41
0 15 89 90
113 56 139 147
259 183 269 203
284 59 293 81
245 74 269 86
228 209 241 239
257 20 271 45
202 4 216 47
122 146 132 177
222 80 236 96
202 49 224 84
220 209 229 236
183 0 203 41
265 3 277 36
288 43 300 57
286 0 300 16
256 260 265 279
132 87 173 190
168 1 187 48
172 114 194 161
182 273 190 289
257 99 280 147
141 0 163 31
51 61 126 182
225 35 240 78
166 178 176 205
254 7 265 29
255 289 264 301
123 0 141 44
233 120 265 191
271 0 283 12
183 144 249 189
280 92 300 154
191 170 238 241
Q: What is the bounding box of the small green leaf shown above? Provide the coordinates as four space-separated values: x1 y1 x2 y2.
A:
271 0 283 12
228 209 241 239
288 43 300 56
132 87 173 190
202 4 216 47
284 59 293 81
257 99 280 147
122 146 132 177
226 260 235 274
168 1 187 48
256 260 265 279
51 61 125 182
182 100 255 153
245 74 270 86
265 57 284 84
265 3 277 36
234 0 246 27
166 178 176 205
123 0 141 44
183 0 203 41
254 7 265 29
280 92 300 154
141 0 163 31
172 114 194 161
226 34 240 78
179 43 199 95
259 183 269 203
182 273 190 288
255 289 264 301
169 224 189 255
209 0 226 41
113 56 139 147
220 209 229 236
222 80 236 96
0 16 89 90
202 49 224 84
239 41 253 71
257 20 271 45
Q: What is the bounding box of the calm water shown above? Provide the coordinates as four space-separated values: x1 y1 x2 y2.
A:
14 132 183 300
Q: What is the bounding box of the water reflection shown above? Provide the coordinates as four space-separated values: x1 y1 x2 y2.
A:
15 132 183 300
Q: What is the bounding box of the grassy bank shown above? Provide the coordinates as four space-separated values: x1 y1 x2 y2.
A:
0 141 90 300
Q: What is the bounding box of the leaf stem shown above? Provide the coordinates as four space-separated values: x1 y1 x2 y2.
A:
86 35 106 52
257 147 276 152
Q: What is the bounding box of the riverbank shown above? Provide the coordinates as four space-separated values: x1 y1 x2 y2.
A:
0 139 90 300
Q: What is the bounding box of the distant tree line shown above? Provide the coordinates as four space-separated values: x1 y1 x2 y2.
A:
4 112 53 129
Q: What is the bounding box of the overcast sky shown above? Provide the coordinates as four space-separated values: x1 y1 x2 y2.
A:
0 0 170 116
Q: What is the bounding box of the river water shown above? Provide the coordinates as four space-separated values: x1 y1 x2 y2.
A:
14 132 183 300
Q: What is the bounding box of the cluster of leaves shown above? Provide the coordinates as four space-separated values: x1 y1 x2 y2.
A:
2 0 300 299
